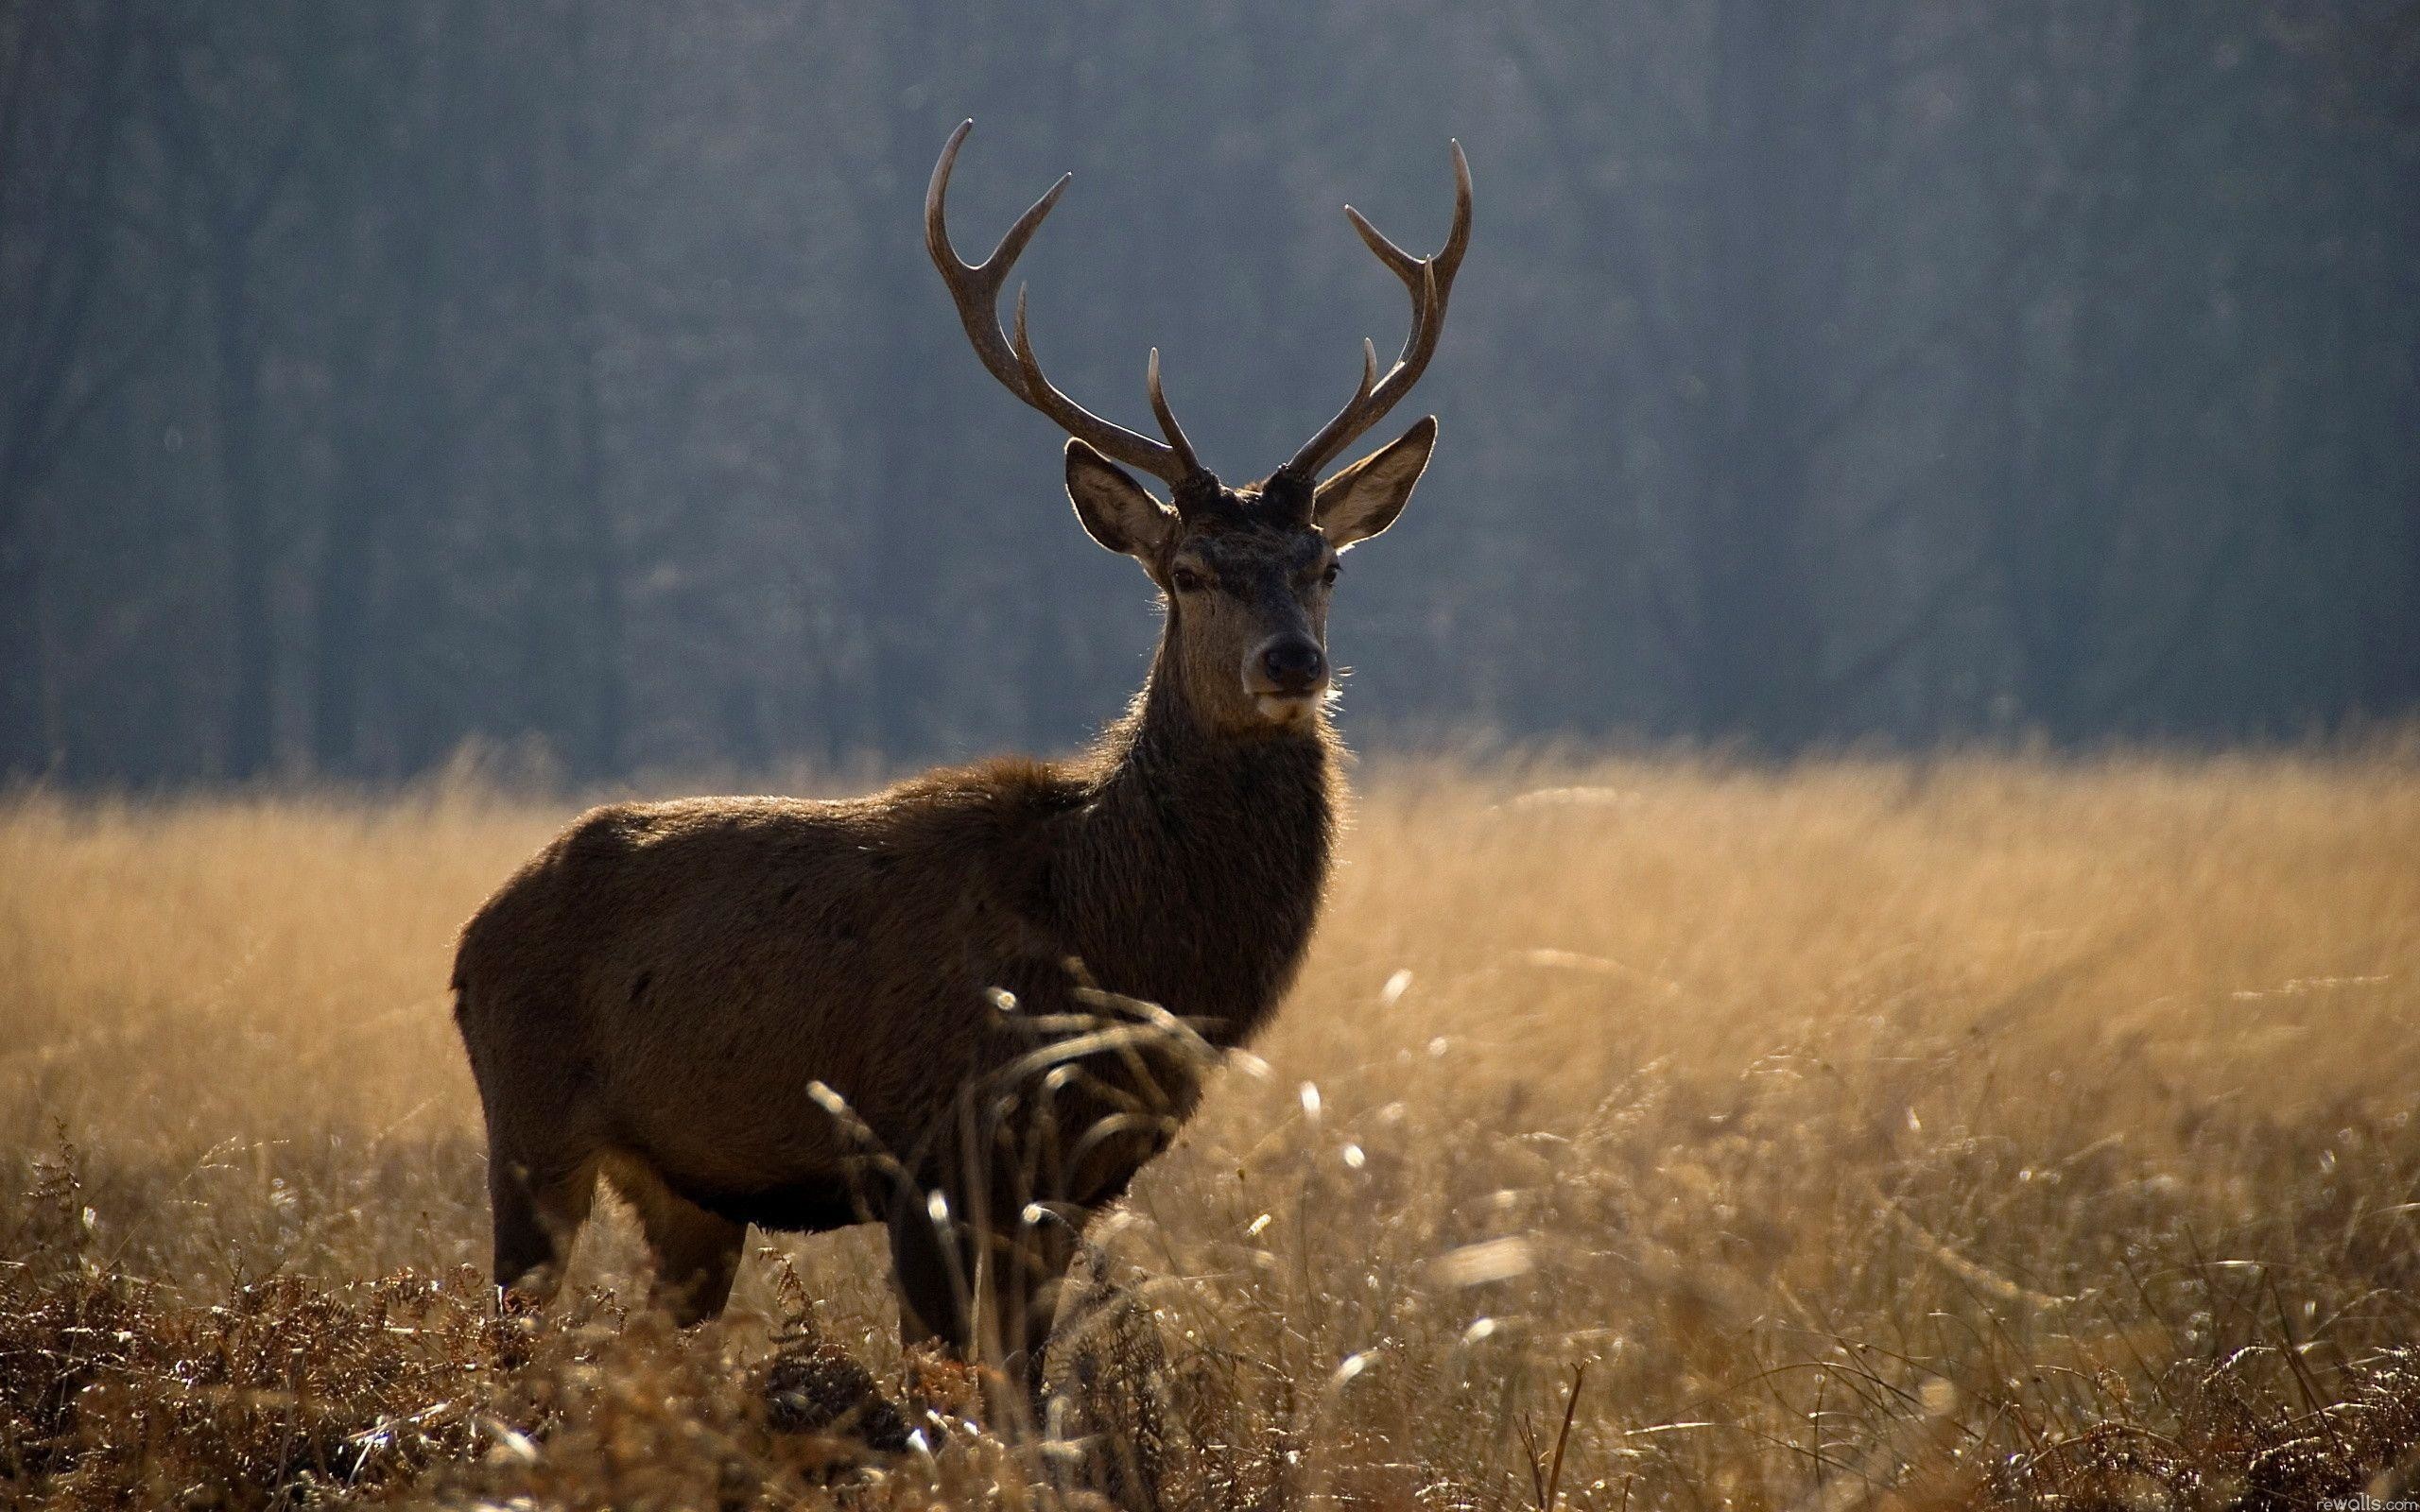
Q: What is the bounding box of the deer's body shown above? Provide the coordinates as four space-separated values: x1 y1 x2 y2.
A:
457 664 1333 1311
455 121 1467 1391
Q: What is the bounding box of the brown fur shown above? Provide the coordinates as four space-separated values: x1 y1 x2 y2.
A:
452 438 1434 1387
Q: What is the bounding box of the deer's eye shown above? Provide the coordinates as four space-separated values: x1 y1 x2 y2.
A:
1170 565 1208 593
1322 563 1341 587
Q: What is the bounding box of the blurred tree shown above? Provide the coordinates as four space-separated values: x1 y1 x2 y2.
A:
0 1 155 777
152 5 305 779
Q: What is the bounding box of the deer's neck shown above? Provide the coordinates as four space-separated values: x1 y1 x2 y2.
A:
1063 642 1340 1049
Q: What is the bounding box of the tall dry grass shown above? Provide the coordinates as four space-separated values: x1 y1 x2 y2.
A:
3 750 2418 1508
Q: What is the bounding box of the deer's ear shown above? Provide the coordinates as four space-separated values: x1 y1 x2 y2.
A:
1314 416 1436 550
1066 439 1178 559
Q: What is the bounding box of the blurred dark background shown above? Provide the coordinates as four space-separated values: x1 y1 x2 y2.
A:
4 2 2415 784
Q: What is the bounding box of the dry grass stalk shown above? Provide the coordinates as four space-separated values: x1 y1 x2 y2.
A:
2 748 2417 1508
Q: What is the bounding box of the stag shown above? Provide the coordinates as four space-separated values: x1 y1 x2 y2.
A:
453 122 1470 1395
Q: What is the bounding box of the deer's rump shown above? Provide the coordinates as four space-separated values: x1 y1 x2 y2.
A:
453 786 1078 1228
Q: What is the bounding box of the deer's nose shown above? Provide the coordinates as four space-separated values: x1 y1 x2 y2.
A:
1259 638 1328 695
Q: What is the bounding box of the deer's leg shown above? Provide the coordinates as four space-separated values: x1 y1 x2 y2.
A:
890 1203 1081 1424
621 1168 749 1326
489 1151 598 1307
889 1190 976 1351
987 1209 1082 1414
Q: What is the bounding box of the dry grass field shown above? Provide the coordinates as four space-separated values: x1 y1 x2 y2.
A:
5 749 2419 1510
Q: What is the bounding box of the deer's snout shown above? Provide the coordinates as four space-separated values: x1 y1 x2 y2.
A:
1259 639 1327 693
1246 636 1329 721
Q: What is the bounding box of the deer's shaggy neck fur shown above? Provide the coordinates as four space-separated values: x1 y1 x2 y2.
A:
1053 625 1340 1050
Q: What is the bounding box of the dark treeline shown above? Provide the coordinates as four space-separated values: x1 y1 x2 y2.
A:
3 1 2415 783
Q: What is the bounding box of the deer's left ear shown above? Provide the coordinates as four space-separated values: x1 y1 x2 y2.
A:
1314 416 1436 550
1067 438 1179 560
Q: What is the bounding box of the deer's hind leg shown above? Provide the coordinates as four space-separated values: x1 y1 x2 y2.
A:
607 1156 749 1326
489 1149 601 1307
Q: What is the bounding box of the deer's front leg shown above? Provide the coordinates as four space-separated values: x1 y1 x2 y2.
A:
886 1187 1077 1422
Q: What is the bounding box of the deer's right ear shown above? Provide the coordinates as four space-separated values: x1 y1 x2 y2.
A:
1314 415 1436 550
1066 439 1178 560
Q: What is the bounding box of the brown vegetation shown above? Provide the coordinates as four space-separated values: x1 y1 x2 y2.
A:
4 750 2419 1508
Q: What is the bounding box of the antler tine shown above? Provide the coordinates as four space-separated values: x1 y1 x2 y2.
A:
1280 140 1473 484
924 123 1061 395
1146 348 1204 482
926 121 1200 490
1009 288 1204 493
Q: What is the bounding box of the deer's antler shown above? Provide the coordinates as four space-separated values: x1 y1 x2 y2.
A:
1277 141 1472 487
926 121 1208 495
